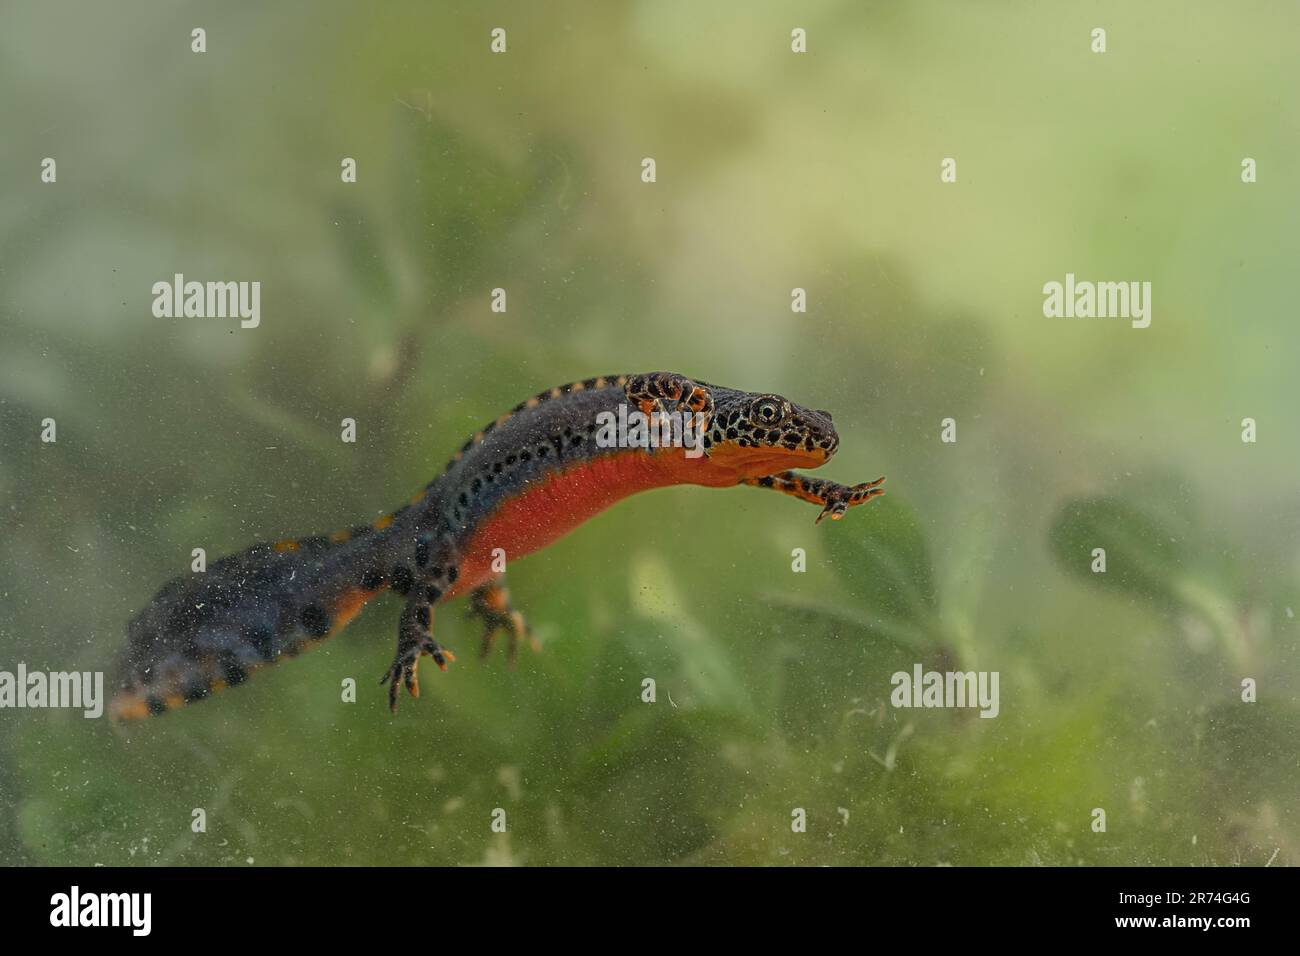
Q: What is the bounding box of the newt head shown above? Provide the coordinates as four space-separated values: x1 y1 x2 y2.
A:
701 386 840 481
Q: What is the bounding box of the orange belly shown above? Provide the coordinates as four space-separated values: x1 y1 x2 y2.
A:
447 450 720 597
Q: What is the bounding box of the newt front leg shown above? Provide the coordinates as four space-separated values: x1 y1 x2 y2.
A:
741 471 886 524
380 597 456 713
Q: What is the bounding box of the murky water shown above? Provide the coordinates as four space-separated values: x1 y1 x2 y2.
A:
1 2 1296 866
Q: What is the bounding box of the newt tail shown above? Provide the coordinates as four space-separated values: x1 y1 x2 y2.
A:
110 372 886 720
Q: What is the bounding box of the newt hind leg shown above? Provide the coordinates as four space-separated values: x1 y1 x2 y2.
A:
742 471 886 524
467 577 538 666
379 536 465 712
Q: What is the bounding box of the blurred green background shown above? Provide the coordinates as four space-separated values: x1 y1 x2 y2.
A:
1 1 1297 865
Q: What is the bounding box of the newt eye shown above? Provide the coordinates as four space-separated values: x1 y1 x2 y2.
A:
750 397 786 426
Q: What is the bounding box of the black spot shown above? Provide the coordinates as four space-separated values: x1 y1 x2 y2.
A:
459 492 469 506
361 568 384 590
219 656 249 686
726 427 738 439
493 462 503 474
426 585 443 603
506 455 516 465
414 537 430 567
300 604 331 637
146 695 168 716
446 566 459 584
538 445 549 458
520 451 531 462
181 676 211 702
391 566 414 595
415 606 431 628
472 478 482 492
758 476 775 487
430 565 443 578
245 623 277 660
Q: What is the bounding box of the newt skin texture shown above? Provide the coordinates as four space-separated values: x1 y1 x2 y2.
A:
111 372 886 720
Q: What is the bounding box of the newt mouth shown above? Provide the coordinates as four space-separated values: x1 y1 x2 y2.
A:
751 450 831 474
710 445 831 478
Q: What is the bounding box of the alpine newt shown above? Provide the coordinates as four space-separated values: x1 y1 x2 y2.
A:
110 372 886 720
